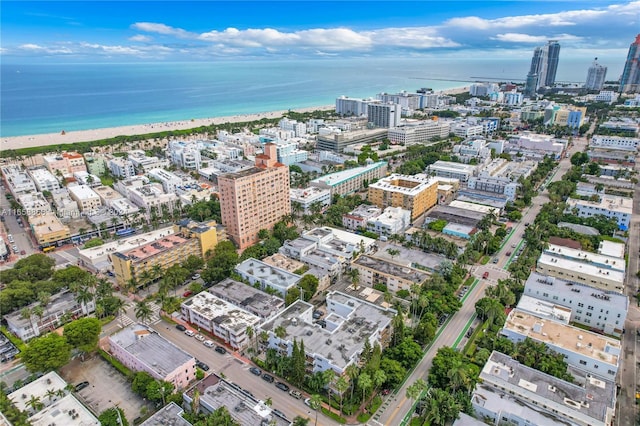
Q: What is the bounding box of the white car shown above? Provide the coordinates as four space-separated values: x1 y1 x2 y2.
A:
195 334 206 342
7 234 14 243
203 340 214 347
192 274 201 280
184 330 195 337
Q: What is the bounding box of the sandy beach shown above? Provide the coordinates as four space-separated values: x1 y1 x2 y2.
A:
1 86 469 151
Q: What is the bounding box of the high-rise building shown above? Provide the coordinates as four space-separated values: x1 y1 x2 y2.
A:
218 143 291 249
620 34 640 93
367 102 402 128
524 40 561 95
585 58 608 90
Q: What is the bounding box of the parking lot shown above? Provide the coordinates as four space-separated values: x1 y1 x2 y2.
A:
59 355 150 421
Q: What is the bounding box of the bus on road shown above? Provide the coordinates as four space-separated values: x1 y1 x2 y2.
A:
115 228 136 237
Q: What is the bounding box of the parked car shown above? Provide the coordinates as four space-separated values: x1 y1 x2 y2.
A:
262 373 275 383
249 367 262 376
19 250 25 255
195 360 209 371
183 290 193 298
492 258 499 264
215 346 227 354
175 324 186 331
192 274 201 280
505 251 512 256
184 330 195 337
275 382 290 392
74 381 90 392
289 390 302 399
203 340 214 348
272 409 287 419
12 245 18 253
7 234 14 243
511 243 517 248
312 310 323 319
195 334 205 342
304 398 312 407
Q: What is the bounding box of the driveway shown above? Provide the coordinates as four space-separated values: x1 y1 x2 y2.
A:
59 355 150 422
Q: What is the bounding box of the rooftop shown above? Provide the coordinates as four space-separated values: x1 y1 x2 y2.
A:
290 186 331 200
354 255 429 283
28 395 99 426
544 244 625 272
9 371 67 412
516 295 572 324
429 161 476 173
182 291 261 330
208 278 285 319
368 173 437 196
537 252 625 288
566 195 633 215
117 234 190 262
235 258 301 289
503 309 620 367
68 184 100 200
449 200 498 215
5 290 80 328
109 324 194 377
309 161 387 187
140 402 191 426
78 226 174 261
475 351 616 425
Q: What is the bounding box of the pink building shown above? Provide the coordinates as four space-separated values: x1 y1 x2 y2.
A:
219 144 291 250
43 152 87 176
108 324 196 389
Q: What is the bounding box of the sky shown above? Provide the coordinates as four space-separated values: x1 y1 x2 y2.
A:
2 1 640 62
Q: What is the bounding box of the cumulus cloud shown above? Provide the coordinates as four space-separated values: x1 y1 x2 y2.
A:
493 33 582 43
129 34 153 42
131 22 194 38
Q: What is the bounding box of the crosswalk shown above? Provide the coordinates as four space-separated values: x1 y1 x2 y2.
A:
118 301 162 328
145 301 162 325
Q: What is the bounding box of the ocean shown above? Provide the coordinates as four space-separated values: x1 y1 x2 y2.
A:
0 56 621 137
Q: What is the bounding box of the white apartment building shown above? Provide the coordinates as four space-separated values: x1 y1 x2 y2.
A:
208 278 285 320
110 198 140 216
128 184 177 213
260 292 395 374
502 91 523 105
450 122 484 138
565 196 632 230
28 167 61 192
544 244 625 273
17 192 51 215
427 161 476 182
310 161 388 196
335 96 378 117
343 204 382 231
368 102 402 128
501 309 621 379
387 121 451 146
148 169 183 193
377 91 422 114
180 291 261 350
108 157 136 178
472 351 616 426
272 140 309 165
235 258 301 297
467 176 519 200
68 184 102 213
128 150 170 172
366 206 411 236
589 135 639 151
290 186 332 214
51 188 80 220
73 171 101 187
1 165 37 195
523 272 627 337
279 118 307 137
169 141 203 170
469 82 499 96
536 253 625 294
352 255 429 293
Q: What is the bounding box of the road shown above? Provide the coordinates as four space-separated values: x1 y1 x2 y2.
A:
0 184 38 266
376 136 588 426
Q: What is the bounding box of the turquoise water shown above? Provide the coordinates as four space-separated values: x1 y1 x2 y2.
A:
0 56 611 137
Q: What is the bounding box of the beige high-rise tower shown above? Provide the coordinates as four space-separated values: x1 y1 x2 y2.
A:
218 143 291 250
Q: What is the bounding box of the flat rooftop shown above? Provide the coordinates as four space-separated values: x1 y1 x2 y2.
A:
544 244 625 272
598 240 626 258
449 200 498 214
368 173 437 196
537 252 625 287
109 324 194 378
427 204 485 227
68 184 100 200
290 186 331 200
261 292 395 370
208 278 285 319
140 402 191 426
262 253 305 273
5 290 79 329
516 295 572 324
182 291 261 331
78 226 175 261
119 234 189 262
9 371 67 412
503 309 620 368
28 394 99 426
354 255 429 283
309 161 387 186
373 242 446 271
566 195 633 215
475 351 615 425
429 161 476 173
236 258 301 289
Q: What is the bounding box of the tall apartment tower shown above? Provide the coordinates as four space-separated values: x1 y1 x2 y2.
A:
524 40 560 95
367 102 402 128
620 34 640 93
218 143 291 250
585 58 608 90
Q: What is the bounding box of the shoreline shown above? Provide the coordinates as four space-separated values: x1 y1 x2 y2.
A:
1 86 468 151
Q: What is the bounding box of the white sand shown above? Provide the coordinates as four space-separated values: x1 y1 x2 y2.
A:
1 86 469 151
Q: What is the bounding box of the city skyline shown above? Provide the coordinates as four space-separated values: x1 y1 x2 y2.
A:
2 1 639 62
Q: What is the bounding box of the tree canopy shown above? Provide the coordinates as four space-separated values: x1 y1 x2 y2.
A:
21 333 71 373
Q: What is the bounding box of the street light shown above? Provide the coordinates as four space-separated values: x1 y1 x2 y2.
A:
115 405 123 425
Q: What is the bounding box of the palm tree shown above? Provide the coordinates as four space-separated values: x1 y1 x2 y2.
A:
345 364 359 401
44 388 57 403
372 370 386 394
309 394 322 426
76 287 93 311
406 378 427 405
357 371 372 403
20 307 35 334
26 395 43 413
112 298 128 327
334 376 349 414
134 300 153 324
245 326 255 353
274 325 286 339
348 268 360 291
447 362 470 393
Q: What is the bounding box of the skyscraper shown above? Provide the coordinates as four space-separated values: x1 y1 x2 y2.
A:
524 40 561 96
585 58 608 91
218 143 291 250
620 34 640 93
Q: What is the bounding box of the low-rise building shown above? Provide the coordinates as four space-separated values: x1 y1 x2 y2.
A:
343 204 383 231
543 243 625 273
260 291 396 374
108 157 136 178
1 164 37 195
208 278 285 320
522 272 627 337
587 148 636 166
110 198 140 216
68 184 102 213
30 212 72 247
368 173 438 220
148 168 184 193
43 152 86 176
471 351 616 426
565 196 632 230
235 258 301 297
73 171 101 187
427 161 476 182
316 127 388 153
590 135 639 151
128 150 170 173
536 252 624 294
139 402 191 426
290 186 332 214
387 121 451 145
501 309 621 379
352 255 429 293
28 167 61 192
310 161 388 196
449 200 499 216
181 291 261 350
128 184 178 213
169 140 203 170
84 153 107 176
366 206 411 236
93 185 124 206
466 176 518 200
109 324 196 389
426 204 486 227
5 290 95 341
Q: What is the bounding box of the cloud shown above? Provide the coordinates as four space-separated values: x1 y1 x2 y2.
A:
493 33 582 43
131 22 194 38
129 34 153 42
